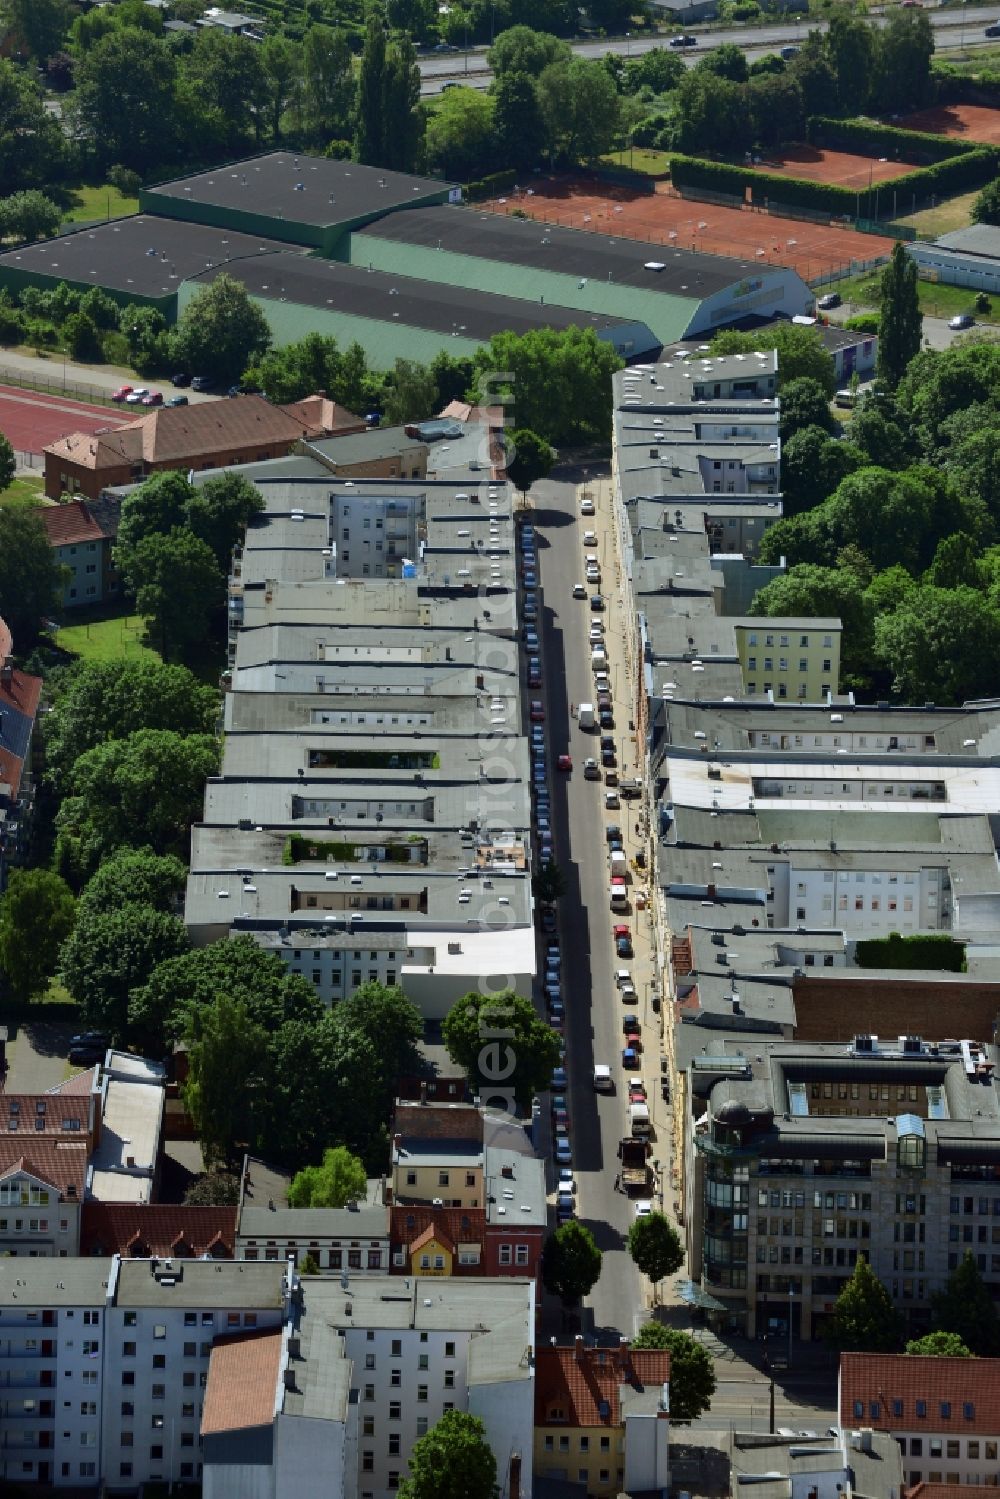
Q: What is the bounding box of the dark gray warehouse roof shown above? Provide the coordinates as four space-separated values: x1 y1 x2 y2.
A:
357 204 778 299
147 152 450 230
0 215 292 299
188 251 650 345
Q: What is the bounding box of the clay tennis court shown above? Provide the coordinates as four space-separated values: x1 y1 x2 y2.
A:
752 143 915 190
898 102 1000 143
488 177 895 284
0 385 127 456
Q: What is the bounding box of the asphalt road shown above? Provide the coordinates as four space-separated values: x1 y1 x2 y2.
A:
420 9 985 91
531 473 648 1339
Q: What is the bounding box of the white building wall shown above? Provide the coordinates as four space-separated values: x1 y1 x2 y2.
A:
333 494 421 581
848 1425 1000 1489
0 1171 81 1258
0 1302 104 1489
779 862 949 937
468 1374 535 1499
622 1410 670 1494
274 1411 348 1499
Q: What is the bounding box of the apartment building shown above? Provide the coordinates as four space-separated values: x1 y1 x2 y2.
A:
533 1340 671 1496
839 1353 1000 1490
235 1156 390 1272
0 1072 100 1258
683 1033 1000 1340
37 497 121 609
733 617 842 703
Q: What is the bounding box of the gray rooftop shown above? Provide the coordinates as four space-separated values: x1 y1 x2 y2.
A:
290 1273 534 1343
282 1305 351 1422
0 1260 111 1306
936 222 1000 259
114 1259 287 1310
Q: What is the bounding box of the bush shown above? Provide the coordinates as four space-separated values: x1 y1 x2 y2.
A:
806 114 979 166
107 165 141 196
976 292 992 313
464 168 518 201
855 933 966 972
63 311 102 363
844 313 880 333
323 139 353 160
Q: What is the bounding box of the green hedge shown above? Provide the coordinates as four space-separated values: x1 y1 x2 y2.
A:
464 169 518 202
669 145 999 219
855 932 966 972
805 114 979 165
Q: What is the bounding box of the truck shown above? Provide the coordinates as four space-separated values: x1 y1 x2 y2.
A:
618 1136 652 1194
577 702 595 730
619 778 643 800
628 1100 652 1136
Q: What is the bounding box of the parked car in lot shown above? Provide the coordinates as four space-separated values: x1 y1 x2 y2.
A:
111 384 133 402
530 700 545 721
166 394 188 406
950 313 975 331
817 291 841 310
141 390 163 406
191 374 213 392
171 371 191 387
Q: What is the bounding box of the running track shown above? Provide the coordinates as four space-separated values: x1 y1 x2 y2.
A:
0 385 128 457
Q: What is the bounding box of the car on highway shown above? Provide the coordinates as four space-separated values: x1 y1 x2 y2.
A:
987 21 1000 34
950 313 975 330
583 757 601 780
817 291 841 310
554 1135 572 1165
573 582 587 598
551 1066 568 1091
580 496 595 516
669 33 697 46
779 43 799 58
557 753 573 772
583 530 597 547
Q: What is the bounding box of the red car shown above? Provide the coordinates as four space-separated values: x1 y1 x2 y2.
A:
629 1081 647 1103
625 1030 643 1054
141 390 163 407
111 385 133 403
557 754 572 772
613 924 631 941
530 701 545 722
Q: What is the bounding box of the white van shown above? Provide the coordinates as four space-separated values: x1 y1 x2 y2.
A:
610 885 628 911
629 1101 651 1136
609 850 627 879
593 1063 613 1092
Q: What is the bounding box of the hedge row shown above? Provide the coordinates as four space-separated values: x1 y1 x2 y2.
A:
669 145 999 219
933 63 1000 108
805 114 979 165
464 168 518 202
855 932 966 973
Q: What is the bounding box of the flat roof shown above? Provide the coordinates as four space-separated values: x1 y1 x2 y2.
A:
358 205 781 300
114 1258 286 1309
188 251 631 342
0 215 292 299
0 1259 111 1306
147 151 450 229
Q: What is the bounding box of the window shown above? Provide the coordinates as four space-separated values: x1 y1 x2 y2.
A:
362 1452 374 1473
153 1324 166 1339
418 1385 428 1402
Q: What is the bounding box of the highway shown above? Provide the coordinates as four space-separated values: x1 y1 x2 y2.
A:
420 9 990 92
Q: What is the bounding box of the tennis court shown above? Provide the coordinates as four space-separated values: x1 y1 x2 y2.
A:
488 177 895 284
754 143 915 190
898 102 1000 143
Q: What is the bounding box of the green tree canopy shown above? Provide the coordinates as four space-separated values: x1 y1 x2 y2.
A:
382 358 438 427
116 468 194 556
930 1250 1000 1356
77 849 187 920
183 992 269 1167
186 27 268 150
333 982 423 1091
538 57 620 163
874 585 1000 704
442 988 562 1108
532 859 567 906
288 1146 368 1208
72 27 178 170
0 190 61 242
60 903 191 1037
43 656 217 792
710 324 836 396
697 42 748 82
184 1171 241 1206
506 428 554 493
779 376 837 442
824 1257 903 1352
297 24 354 142
119 528 224 663
0 869 76 1002
627 1211 684 1284
0 431 14 493
0 58 68 191
425 87 495 180
492 70 546 175
825 6 876 113
905 1330 974 1358
877 242 923 389
474 326 622 446
488 25 570 78
398 1411 497 1499
632 1324 716 1420
749 564 872 683
781 424 863 515
1 0 70 61
185 471 264 571
541 1220 602 1303
0 503 63 642
972 177 1000 228
876 7 934 113
170 273 271 384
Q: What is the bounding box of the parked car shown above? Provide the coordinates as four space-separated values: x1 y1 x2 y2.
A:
166 394 189 407
590 594 604 611
557 754 573 772
949 313 975 331
554 1135 572 1165
530 700 545 722
616 933 633 958
606 789 620 810
580 497 595 516
541 908 557 935
607 824 623 844
622 1046 640 1069
171 371 191 387
583 530 597 547
550 1066 568 1091
111 384 133 402
524 628 539 651
817 291 841 310
191 375 213 392
124 387 150 404
583 757 600 780
573 581 587 599
634 1199 654 1219
601 746 616 767
141 390 163 406
628 1081 647 1103
669 33 697 46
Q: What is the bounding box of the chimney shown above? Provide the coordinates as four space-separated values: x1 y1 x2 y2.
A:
859 1428 873 1454
509 1453 521 1499
574 1335 585 1362
420 1080 428 1105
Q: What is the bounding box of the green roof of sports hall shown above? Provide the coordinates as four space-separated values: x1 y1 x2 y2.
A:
349 204 782 344
141 152 454 254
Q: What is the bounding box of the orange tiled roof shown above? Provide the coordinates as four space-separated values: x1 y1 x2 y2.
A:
38 501 106 549
0 667 41 725
408 1220 456 1256
48 1067 99 1097
0 1093 91 1138
280 396 365 437
391 1204 484 1251
0 1141 88 1201
80 1203 237 1259
202 1329 284 1436
534 1344 670 1428
840 1353 1000 1435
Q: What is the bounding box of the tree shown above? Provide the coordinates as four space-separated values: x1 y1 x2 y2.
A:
259 1013 387 1170
748 72 805 151
627 1211 684 1285
430 351 475 408
674 70 749 157
874 586 1000 704
492 70 546 175
63 310 102 363
972 177 1000 227
334 982 423 1089
186 28 269 149
0 190 61 243
0 870 76 1002
119 528 224 662
0 430 13 493
633 1325 716 1421
398 1411 496 1499
184 1171 240 1206
0 59 68 193
72 28 179 171
1 0 70 63
60 904 190 1037
538 58 619 163
749 564 872 682
876 7 933 113
288 1145 368 1208
697 42 748 83
930 1251 1000 1356
623 47 685 95
382 34 424 174
171 274 270 385
443 988 562 1108
474 327 622 446
925 531 982 590
56 728 220 873
710 324 836 396
877 242 923 390
788 34 838 117
541 1220 602 1303
184 993 269 1167
824 7 876 114
298 25 354 143
129 935 321 1054
77 849 187 920
905 1331 974 1358
185 471 264 571
355 14 387 165
488 25 570 79
425 87 495 180
43 656 217 793
782 425 862 515
506 428 554 494
382 359 439 427
824 1257 904 1352
532 859 567 905
779 376 837 442
0 503 63 642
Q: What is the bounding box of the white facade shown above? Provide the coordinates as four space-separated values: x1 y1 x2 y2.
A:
0 1167 80 1259
622 1409 671 1494
768 860 950 937
331 492 422 580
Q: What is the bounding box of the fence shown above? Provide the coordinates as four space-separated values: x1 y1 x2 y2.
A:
0 362 119 408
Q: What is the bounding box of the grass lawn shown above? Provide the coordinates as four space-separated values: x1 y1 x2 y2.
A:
1 474 45 507
832 269 998 323
55 610 159 664
890 189 979 240
600 147 673 176
62 181 139 225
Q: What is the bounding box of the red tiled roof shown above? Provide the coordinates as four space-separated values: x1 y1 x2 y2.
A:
394 1102 484 1144
839 1353 1000 1435
202 1329 283 1436
38 501 105 549
0 1093 92 1138
80 1204 237 1259
48 1067 99 1097
0 667 42 725
280 396 365 437
390 1204 484 1252
408 1221 456 1256
0 1141 88 1201
0 744 21 797
534 1345 670 1428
